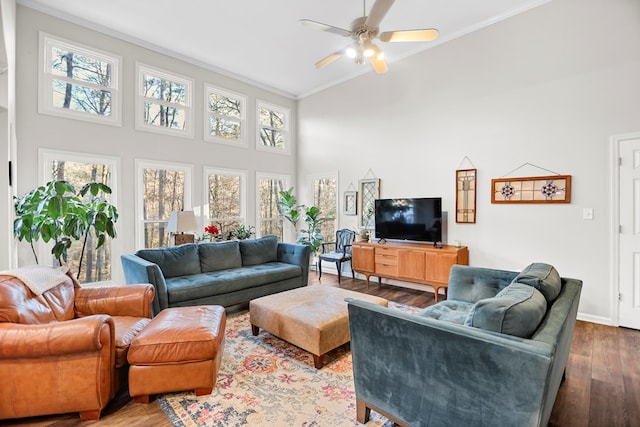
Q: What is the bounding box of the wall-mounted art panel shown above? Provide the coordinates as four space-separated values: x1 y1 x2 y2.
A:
491 175 571 203
359 178 380 228
456 168 477 223
343 190 357 215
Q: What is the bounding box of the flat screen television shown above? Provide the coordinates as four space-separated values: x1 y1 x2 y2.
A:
375 197 443 243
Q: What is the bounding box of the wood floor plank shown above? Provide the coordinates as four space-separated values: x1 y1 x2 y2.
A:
1 273 638 427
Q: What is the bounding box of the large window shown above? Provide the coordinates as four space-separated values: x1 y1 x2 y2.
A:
204 84 246 146
136 63 193 138
39 149 120 285
257 173 289 240
257 101 290 154
204 167 246 240
313 176 338 243
136 160 193 249
39 32 122 126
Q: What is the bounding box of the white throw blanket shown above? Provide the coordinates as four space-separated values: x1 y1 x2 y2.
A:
0 265 71 296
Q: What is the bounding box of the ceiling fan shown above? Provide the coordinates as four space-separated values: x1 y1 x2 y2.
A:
300 0 439 74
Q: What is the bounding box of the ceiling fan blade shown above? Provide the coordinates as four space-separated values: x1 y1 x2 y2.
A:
299 19 351 37
379 29 439 42
369 55 388 74
315 51 344 69
365 0 395 29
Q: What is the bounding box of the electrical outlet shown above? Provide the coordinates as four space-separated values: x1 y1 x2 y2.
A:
583 208 594 220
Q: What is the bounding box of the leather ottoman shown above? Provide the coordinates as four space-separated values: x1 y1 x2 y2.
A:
250 286 388 368
127 305 226 403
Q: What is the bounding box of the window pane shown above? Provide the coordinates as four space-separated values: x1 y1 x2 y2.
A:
144 221 171 248
52 80 112 115
209 117 241 140
144 101 186 129
143 75 186 104
209 94 241 118
51 48 112 87
259 128 285 149
143 168 185 221
259 177 285 240
49 160 112 284
314 178 337 242
259 107 285 129
208 174 241 219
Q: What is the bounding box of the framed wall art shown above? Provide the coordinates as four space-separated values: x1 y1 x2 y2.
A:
456 168 477 223
343 190 357 215
491 175 571 204
359 178 380 228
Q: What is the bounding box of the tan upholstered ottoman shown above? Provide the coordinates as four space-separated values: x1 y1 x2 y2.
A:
250 286 387 368
127 306 226 403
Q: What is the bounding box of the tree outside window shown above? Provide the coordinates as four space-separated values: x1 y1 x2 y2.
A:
314 177 337 243
258 174 287 240
206 169 245 240
142 168 186 248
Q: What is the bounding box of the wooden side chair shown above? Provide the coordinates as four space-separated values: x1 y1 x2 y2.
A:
318 229 356 284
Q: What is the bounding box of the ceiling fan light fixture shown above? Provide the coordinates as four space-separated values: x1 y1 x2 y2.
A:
346 45 358 58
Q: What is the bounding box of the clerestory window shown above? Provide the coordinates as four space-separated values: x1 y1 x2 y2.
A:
205 84 247 146
39 32 122 126
257 101 290 154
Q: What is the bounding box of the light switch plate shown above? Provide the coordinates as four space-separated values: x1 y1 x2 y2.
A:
583 208 594 220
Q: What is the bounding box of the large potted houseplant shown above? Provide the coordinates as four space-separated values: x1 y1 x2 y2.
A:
297 206 324 257
278 187 302 232
13 180 118 280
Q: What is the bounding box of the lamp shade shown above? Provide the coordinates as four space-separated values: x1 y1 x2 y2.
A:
166 211 197 233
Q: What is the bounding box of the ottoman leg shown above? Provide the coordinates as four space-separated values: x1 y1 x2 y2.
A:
134 395 151 404
195 387 213 396
251 324 259 336
313 353 326 369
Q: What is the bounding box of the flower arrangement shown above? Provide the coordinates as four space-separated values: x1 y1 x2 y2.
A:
199 224 220 242
204 224 219 236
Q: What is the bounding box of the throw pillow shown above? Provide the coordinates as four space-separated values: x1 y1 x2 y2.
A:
198 241 242 272
239 235 278 266
512 262 562 302
464 283 547 338
136 244 201 278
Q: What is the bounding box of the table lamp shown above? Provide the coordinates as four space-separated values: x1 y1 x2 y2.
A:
167 210 197 245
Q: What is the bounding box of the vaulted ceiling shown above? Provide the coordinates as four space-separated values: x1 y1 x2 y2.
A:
19 0 550 99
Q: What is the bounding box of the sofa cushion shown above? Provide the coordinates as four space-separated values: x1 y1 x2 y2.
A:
513 263 562 302
239 236 278 266
198 241 242 272
136 244 201 278
464 283 547 338
415 300 475 325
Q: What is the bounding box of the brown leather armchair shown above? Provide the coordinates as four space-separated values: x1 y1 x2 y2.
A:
0 269 154 421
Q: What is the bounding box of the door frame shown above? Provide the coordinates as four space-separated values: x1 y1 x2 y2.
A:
610 131 640 327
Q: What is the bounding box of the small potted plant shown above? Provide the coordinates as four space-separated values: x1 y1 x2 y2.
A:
231 224 255 240
200 224 220 242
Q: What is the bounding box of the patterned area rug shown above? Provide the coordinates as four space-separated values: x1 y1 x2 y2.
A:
158 301 418 426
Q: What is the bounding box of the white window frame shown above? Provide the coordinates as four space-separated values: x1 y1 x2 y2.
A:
203 166 247 233
204 84 247 147
256 172 290 240
38 149 122 286
311 172 339 240
256 100 291 155
135 62 194 138
135 159 194 250
38 32 122 126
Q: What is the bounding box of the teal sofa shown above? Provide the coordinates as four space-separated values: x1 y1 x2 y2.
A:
347 263 582 427
121 236 310 314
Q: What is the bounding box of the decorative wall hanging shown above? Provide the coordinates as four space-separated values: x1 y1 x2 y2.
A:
359 170 380 228
456 156 477 223
343 189 357 215
491 163 571 204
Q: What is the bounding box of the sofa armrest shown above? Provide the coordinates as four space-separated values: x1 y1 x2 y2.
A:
75 284 155 318
347 299 555 427
121 254 168 314
277 243 311 286
0 315 114 359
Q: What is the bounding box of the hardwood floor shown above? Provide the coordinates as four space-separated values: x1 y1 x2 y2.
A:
2 273 638 427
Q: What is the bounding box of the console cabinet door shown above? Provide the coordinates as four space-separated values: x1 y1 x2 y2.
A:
352 245 375 274
425 252 459 283
398 249 426 281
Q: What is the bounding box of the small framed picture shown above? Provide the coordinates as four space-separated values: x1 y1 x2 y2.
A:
344 191 357 215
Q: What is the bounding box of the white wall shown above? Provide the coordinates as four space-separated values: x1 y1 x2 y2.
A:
15 6 297 282
298 0 640 323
